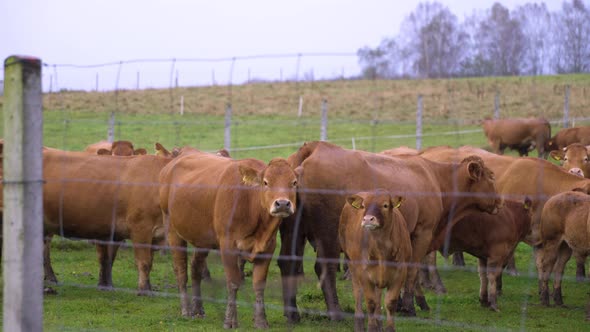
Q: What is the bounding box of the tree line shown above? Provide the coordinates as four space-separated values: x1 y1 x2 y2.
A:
357 1 590 79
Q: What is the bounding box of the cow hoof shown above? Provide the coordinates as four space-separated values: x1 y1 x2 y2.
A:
97 284 114 291
490 305 500 312
44 287 58 295
285 310 301 324
433 285 447 295
398 306 417 317
576 275 586 283
223 320 238 329
505 269 519 277
136 289 153 296
254 319 269 329
416 296 430 311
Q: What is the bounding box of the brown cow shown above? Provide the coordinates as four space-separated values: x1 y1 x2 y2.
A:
546 126 590 152
37 149 172 291
482 117 551 158
278 141 501 322
339 190 412 332
535 190 590 318
159 152 299 329
430 198 533 311
85 140 147 156
550 143 590 178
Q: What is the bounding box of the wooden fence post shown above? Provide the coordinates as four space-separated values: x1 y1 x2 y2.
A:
494 91 500 119
107 112 115 143
563 85 570 128
320 99 328 141
3 55 44 332
224 103 232 151
416 94 423 150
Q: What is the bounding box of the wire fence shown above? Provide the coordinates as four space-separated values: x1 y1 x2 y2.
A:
3 54 590 331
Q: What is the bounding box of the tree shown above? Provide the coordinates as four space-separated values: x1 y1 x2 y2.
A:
514 3 553 75
552 0 590 73
357 38 400 79
474 3 526 76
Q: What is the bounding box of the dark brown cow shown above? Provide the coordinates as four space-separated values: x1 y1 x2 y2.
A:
85 140 147 156
550 143 590 179
430 198 532 311
535 191 590 318
339 190 412 332
482 117 551 158
159 152 299 329
278 141 501 322
546 126 590 152
38 149 172 291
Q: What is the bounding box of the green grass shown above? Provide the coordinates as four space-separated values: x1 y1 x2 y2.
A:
1 75 590 330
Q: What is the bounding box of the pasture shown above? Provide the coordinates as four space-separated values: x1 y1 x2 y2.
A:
1 75 590 331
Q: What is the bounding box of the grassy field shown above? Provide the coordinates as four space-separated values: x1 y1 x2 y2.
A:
1 74 590 331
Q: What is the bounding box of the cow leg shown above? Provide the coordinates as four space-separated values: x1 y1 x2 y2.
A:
351 267 365 332
314 244 343 321
425 252 446 294
400 230 432 316
504 253 519 276
189 250 208 317
363 283 381 332
221 248 242 329
201 260 212 281
131 236 154 295
251 256 273 329
452 252 466 267
478 258 489 307
43 234 58 284
96 242 120 289
551 242 572 306
535 242 559 306
277 216 306 323
384 272 404 332
486 258 503 312
169 231 192 317
574 252 587 282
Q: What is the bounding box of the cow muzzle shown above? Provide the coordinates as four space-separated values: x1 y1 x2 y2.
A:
361 215 380 230
270 198 294 218
568 168 584 178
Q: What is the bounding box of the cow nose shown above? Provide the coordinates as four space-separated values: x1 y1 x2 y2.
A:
362 215 379 229
569 168 584 178
274 199 291 210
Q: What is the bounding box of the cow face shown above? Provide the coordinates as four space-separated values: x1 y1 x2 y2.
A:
98 140 146 156
240 158 298 218
550 144 590 178
346 190 403 231
462 156 501 215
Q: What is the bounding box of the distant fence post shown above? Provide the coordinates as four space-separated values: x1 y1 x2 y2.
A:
416 94 423 150
320 99 328 141
107 111 115 143
494 91 500 119
297 96 303 117
3 55 44 332
95 73 99 92
180 95 184 115
563 85 570 128
224 103 232 150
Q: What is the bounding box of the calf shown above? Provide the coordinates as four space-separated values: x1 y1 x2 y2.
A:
550 143 590 179
546 126 590 152
536 190 590 317
430 198 532 311
339 190 412 332
159 152 299 329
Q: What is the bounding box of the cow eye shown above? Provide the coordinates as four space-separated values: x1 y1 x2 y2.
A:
584 157 588 163
564 157 568 162
292 180 297 187
383 203 389 209
263 179 269 186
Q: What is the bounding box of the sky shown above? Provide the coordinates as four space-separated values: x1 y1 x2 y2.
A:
0 0 564 91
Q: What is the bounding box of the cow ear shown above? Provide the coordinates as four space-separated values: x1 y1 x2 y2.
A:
346 195 364 209
467 161 483 181
549 150 563 161
294 166 303 181
154 142 170 156
239 165 261 187
523 197 532 210
391 196 404 209
97 148 111 155
134 148 147 155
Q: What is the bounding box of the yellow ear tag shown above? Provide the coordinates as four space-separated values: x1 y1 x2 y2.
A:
351 201 362 209
393 197 404 209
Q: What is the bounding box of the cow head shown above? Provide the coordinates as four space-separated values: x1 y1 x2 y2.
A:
239 158 299 218
550 143 590 178
460 156 501 215
346 190 403 231
98 140 146 156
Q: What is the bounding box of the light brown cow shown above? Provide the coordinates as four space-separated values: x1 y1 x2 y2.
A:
38 149 172 291
159 152 299 329
339 190 412 332
278 141 501 322
482 117 551 158
546 126 590 152
85 140 147 156
430 198 532 311
535 190 590 319
550 143 590 178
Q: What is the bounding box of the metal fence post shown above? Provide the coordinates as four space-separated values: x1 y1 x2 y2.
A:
320 99 328 141
3 55 44 332
563 85 570 128
107 111 115 143
225 103 232 151
416 94 423 150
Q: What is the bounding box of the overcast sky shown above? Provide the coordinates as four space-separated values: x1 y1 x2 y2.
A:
1 0 563 91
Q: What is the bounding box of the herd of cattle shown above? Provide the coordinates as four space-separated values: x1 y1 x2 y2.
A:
1 118 590 330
